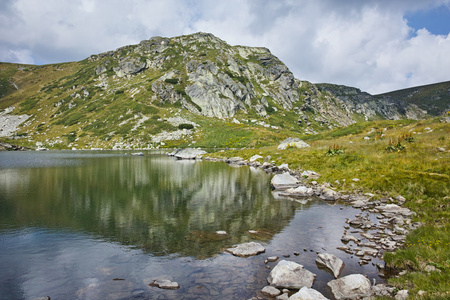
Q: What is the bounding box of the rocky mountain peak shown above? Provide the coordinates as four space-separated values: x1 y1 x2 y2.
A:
0 32 440 150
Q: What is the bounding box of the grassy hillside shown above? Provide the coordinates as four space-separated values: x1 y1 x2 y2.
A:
376 81 450 116
207 117 450 299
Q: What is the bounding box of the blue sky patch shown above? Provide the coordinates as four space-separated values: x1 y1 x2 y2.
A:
406 4 450 36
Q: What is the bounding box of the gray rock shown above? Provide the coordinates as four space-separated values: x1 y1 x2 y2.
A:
327 274 371 300
261 285 281 297
156 280 179 290
284 185 315 197
149 275 180 290
341 235 360 243
226 242 265 257
114 57 146 77
0 108 30 137
372 284 395 297
300 170 319 179
268 260 316 289
319 186 340 201
249 154 263 162
169 148 207 159
377 204 414 217
289 286 329 299
277 138 310 150
315 253 344 278
267 256 279 262
395 289 409 300
277 292 289 300
271 172 299 190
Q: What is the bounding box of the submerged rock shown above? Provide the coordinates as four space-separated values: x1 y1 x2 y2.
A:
268 260 316 289
315 253 344 278
327 274 371 300
148 275 180 290
226 242 265 257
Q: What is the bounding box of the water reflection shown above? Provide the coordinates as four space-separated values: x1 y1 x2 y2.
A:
0 151 297 258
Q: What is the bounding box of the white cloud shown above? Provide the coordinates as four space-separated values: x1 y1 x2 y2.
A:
0 0 449 94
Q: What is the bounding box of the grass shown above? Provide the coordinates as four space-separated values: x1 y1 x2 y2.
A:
205 118 450 298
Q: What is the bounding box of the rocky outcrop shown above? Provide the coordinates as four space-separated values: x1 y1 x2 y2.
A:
317 83 427 121
114 57 146 77
0 107 29 137
0 142 29 151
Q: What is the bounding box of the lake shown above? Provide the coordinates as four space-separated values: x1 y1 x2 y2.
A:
0 151 385 299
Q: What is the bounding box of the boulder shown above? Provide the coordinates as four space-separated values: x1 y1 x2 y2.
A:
226 242 265 257
289 286 329 300
271 172 300 190
169 148 207 159
319 187 340 201
268 260 316 289
249 154 263 162
315 253 344 278
327 274 371 300
277 138 310 150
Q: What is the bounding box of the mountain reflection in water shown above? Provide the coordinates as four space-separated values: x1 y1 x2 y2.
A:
0 151 298 258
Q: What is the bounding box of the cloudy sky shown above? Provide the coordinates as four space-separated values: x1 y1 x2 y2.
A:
1 0 449 94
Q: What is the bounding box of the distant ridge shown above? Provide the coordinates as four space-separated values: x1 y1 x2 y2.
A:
376 81 450 116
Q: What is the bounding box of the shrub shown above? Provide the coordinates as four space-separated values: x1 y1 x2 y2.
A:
164 78 179 84
178 123 194 130
326 144 344 156
385 139 405 152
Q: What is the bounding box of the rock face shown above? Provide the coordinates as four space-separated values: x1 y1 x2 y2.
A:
315 253 344 278
327 274 371 300
277 138 310 150
226 242 265 257
267 260 316 289
289 286 329 300
317 83 427 121
0 107 29 137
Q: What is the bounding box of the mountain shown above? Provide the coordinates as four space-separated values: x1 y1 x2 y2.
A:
0 32 435 150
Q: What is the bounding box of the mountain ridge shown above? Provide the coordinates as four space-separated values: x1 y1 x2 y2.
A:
0 32 446 150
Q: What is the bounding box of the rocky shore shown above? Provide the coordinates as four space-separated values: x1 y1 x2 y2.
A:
198 151 418 299
0 141 29 151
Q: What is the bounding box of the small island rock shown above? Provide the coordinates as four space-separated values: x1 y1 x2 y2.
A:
226 242 265 257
